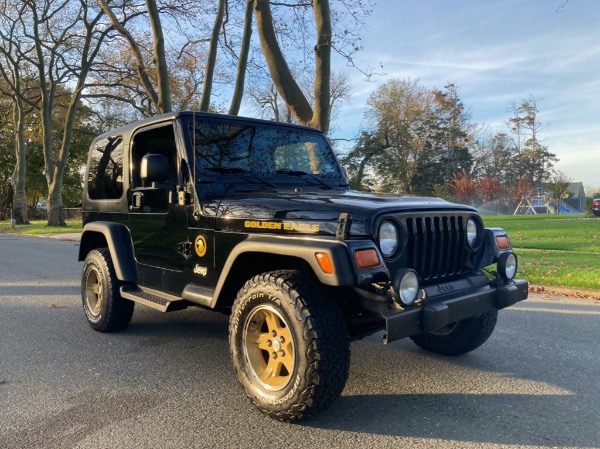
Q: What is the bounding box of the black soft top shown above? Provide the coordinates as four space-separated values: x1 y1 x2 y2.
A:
94 111 323 142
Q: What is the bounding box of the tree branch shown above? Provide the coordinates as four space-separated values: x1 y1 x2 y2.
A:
228 0 253 115
96 0 160 111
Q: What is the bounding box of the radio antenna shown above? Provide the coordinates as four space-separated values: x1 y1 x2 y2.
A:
192 110 199 218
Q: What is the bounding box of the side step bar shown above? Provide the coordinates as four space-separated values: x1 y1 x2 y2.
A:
120 285 184 312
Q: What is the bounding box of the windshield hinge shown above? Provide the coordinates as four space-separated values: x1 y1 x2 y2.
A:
336 213 352 240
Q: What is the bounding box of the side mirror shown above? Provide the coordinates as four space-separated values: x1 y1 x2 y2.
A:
141 153 169 185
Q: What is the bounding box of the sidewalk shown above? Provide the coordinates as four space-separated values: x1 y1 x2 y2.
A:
41 232 81 242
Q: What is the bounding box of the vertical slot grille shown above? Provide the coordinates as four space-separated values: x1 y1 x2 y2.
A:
403 215 466 282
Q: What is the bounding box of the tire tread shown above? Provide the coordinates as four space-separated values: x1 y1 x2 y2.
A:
230 270 350 422
410 309 498 356
82 248 134 332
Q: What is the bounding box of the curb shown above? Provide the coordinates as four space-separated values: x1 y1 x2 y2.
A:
39 233 81 242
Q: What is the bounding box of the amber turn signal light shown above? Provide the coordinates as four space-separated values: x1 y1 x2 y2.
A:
354 248 380 268
496 235 510 250
315 252 334 274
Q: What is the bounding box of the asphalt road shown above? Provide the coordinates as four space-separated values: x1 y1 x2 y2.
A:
1 234 599 449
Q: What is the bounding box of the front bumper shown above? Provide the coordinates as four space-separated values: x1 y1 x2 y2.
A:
383 278 528 344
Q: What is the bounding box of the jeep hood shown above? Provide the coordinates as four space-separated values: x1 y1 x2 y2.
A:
207 189 476 237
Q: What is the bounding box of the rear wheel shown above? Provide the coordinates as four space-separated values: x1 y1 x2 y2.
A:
229 270 350 422
81 248 134 332
410 309 498 356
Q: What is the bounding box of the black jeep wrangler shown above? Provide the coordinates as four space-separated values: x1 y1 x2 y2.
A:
79 111 528 421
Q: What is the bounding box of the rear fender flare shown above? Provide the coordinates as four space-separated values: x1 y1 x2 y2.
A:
78 221 138 282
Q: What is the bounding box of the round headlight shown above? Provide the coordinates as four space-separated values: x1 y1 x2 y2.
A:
379 221 399 258
498 252 518 280
393 269 420 306
466 217 479 248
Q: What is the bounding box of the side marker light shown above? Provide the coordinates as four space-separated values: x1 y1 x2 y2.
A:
315 252 334 274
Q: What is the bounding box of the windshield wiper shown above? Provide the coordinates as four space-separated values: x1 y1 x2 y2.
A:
275 169 332 190
205 167 276 189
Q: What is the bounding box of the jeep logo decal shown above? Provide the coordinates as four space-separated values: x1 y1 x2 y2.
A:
193 264 208 276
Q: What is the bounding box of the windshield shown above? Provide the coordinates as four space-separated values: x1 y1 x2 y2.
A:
187 120 343 181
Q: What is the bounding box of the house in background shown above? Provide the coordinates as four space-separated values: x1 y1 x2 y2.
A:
564 182 586 212
513 182 586 214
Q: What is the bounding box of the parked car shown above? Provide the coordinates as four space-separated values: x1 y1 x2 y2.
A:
592 199 600 217
78 111 528 422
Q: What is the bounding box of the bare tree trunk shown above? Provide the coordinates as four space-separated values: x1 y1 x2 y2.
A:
11 99 29 224
34 1 108 225
0 183 14 221
200 0 226 112
24 0 64 226
309 0 331 133
228 0 253 116
47 83 84 227
97 0 161 113
253 0 333 132
46 179 64 225
254 0 313 126
0 3 31 224
146 0 171 113
34 40 63 225
41 104 65 225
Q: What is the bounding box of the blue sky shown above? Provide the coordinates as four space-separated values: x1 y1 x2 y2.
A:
331 0 600 191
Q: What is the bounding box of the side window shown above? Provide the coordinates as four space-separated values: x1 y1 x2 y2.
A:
87 136 124 200
131 124 179 188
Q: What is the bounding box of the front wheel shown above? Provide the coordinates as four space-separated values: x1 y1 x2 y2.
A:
229 270 350 422
81 248 134 332
410 309 498 356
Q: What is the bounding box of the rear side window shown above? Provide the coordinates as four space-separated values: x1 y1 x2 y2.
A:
87 136 124 200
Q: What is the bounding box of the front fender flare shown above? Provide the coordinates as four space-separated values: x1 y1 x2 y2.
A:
210 235 357 308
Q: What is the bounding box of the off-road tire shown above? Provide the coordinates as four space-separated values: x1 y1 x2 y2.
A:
229 270 350 422
410 309 498 356
81 248 134 332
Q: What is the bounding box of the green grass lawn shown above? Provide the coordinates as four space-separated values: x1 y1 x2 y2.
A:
483 214 600 290
0 218 82 235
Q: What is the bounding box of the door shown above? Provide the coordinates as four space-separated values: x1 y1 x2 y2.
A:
127 122 189 294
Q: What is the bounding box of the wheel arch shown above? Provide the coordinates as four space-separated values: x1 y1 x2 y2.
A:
214 252 312 310
211 236 356 310
78 221 138 282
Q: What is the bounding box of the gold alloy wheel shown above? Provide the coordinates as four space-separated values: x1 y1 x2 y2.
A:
243 305 295 391
84 267 103 317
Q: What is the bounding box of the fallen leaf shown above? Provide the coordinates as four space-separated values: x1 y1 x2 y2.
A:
48 303 56 309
